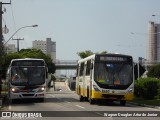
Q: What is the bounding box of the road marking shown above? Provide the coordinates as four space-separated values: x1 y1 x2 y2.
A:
75 105 85 109
147 108 160 111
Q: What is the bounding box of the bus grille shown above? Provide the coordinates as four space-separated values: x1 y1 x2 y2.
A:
102 94 124 99
22 94 34 96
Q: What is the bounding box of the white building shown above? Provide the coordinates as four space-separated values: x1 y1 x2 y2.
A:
147 21 160 63
5 44 17 53
32 38 56 63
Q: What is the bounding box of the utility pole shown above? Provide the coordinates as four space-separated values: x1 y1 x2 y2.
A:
12 38 24 52
0 0 11 97
0 1 11 56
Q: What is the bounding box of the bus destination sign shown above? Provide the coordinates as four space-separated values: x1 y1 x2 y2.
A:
12 60 45 66
98 56 131 62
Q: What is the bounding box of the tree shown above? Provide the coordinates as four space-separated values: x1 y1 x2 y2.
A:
77 50 107 59
2 49 56 77
147 64 160 78
97 51 108 54
77 50 93 59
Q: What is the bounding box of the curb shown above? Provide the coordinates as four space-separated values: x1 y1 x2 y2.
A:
127 101 160 110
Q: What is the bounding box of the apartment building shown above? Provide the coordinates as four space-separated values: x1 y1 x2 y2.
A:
32 38 56 63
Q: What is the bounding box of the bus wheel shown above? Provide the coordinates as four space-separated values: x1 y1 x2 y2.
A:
120 100 126 106
89 98 95 104
39 98 45 102
79 95 84 102
9 99 15 104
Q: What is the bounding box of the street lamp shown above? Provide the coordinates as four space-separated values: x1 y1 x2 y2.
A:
152 14 160 17
4 24 38 45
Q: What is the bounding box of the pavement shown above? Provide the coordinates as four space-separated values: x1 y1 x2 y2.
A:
1 81 160 111
127 101 160 110
64 81 160 110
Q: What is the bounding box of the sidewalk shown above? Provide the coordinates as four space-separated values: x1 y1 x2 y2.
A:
127 101 160 110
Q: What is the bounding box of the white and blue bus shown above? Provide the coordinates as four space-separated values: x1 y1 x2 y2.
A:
76 54 134 105
6 58 48 103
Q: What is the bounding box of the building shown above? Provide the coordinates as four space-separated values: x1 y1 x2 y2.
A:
32 38 56 63
5 44 17 53
147 21 160 63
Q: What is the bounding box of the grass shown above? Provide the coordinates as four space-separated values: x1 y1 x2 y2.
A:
131 97 160 106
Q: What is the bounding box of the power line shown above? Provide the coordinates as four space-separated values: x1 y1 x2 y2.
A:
10 2 18 38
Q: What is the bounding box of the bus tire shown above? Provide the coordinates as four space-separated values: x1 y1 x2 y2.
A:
120 100 126 106
89 98 95 104
79 95 84 102
39 98 45 102
87 87 89 98
9 99 15 104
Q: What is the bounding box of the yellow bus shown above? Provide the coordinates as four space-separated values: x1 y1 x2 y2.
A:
76 54 134 105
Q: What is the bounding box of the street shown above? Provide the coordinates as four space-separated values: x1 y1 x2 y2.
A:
1 82 160 120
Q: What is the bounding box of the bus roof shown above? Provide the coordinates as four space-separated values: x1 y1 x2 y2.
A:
10 58 46 66
78 53 132 63
11 58 45 62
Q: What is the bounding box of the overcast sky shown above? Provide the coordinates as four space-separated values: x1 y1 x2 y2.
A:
2 0 160 60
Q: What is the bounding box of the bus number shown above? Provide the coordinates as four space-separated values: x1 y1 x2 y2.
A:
102 89 109 93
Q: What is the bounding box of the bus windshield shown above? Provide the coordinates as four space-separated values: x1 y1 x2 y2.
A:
11 67 45 86
94 62 133 87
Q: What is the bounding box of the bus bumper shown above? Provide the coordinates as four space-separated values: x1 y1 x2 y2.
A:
92 91 134 101
10 92 46 100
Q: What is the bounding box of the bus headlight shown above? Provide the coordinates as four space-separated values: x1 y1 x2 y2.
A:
11 88 15 92
127 87 133 93
11 88 20 93
41 87 45 91
38 87 45 92
93 85 100 92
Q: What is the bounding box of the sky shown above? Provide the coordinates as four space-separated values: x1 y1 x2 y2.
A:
2 0 160 61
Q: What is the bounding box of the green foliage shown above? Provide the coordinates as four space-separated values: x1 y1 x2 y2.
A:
96 51 108 54
134 80 142 97
147 64 160 78
77 50 107 59
77 50 94 59
1 49 56 76
134 78 160 100
51 74 56 81
158 82 160 99
47 62 56 74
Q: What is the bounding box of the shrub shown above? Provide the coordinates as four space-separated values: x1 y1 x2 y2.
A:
147 64 160 78
157 82 160 99
134 78 160 100
134 80 143 97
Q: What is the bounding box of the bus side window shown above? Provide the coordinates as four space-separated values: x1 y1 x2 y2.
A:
76 65 79 77
90 63 93 70
86 60 91 75
80 63 84 76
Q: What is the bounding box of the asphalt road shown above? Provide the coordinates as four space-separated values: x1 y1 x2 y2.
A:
1 82 160 120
